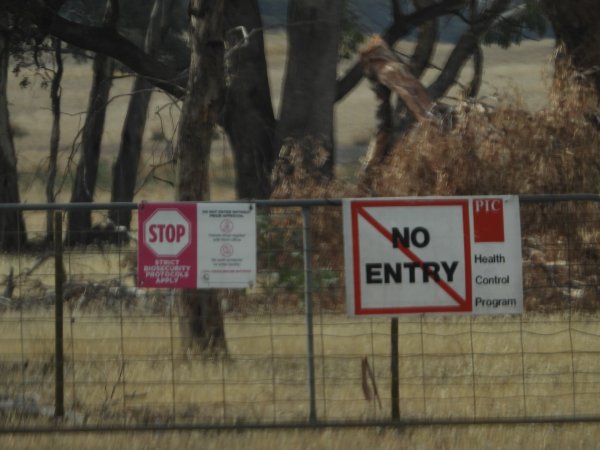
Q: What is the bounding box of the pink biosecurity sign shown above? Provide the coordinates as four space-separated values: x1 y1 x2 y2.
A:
137 202 197 288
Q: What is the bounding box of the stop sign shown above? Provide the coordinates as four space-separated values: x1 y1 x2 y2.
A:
143 209 191 257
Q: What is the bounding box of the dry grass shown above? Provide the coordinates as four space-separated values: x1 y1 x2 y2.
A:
1 307 600 426
3 423 600 450
0 294 598 448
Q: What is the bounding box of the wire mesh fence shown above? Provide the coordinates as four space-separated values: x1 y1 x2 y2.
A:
0 195 599 431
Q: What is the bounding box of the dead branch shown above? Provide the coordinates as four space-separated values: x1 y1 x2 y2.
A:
360 35 435 122
361 356 382 409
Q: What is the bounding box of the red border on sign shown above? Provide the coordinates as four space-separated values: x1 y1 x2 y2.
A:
350 199 472 315
137 202 198 289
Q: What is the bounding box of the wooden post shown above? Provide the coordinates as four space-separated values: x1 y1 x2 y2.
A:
302 207 317 422
391 317 400 420
54 210 65 417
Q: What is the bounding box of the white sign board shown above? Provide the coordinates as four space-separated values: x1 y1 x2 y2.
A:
138 202 256 289
197 203 256 288
343 196 523 316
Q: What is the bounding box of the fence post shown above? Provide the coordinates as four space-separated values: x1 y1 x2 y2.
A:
391 317 400 420
301 206 317 422
54 210 65 417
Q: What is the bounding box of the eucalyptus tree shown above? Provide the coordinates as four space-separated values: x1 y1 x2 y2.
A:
66 0 116 245
223 0 276 199
175 0 227 353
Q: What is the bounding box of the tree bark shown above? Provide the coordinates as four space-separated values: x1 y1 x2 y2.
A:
66 50 114 245
108 75 151 229
0 26 26 250
542 0 600 97
224 0 276 200
176 0 226 354
277 0 344 177
67 0 117 245
109 0 175 229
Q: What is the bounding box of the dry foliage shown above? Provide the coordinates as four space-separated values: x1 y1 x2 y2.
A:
269 64 600 313
272 64 600 203
368 70 600 198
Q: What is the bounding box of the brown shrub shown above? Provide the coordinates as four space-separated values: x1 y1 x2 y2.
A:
264 66 600 313
368 76 600 198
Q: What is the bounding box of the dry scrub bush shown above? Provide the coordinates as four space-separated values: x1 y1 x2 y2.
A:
266 138 357 312
369 74 600 198
266 67 600 312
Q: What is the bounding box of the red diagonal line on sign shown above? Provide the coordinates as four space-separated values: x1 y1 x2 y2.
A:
357 206 466 307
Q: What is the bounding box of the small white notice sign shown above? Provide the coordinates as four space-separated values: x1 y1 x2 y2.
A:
197 203 256 289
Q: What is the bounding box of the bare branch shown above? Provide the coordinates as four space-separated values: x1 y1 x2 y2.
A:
361 36 434 122
427 0 511 100
391 0 403 20
5 2 186 96
410 0 439 77
336 0 466 100
464 44 483 98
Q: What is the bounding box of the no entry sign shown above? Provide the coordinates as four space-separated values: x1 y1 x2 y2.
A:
138 202 256 289
343 196 523 316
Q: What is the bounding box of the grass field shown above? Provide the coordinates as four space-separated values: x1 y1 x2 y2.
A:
1 304 599 423
0 306 600 448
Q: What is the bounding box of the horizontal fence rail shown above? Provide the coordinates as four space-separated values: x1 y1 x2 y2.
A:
0 194 598 431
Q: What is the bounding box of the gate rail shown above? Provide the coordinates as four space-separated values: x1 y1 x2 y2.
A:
0 194 598 431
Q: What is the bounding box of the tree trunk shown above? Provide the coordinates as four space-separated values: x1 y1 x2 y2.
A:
277 0 344 178
390 0 439 144
45 37 63 243
109 0 175 229
67 0 116 245
410 0 439 78
0 27 26 250
108 76 151 229
542 0 600 97
224 0 276 200
66 51 114 245
176 0 226 354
